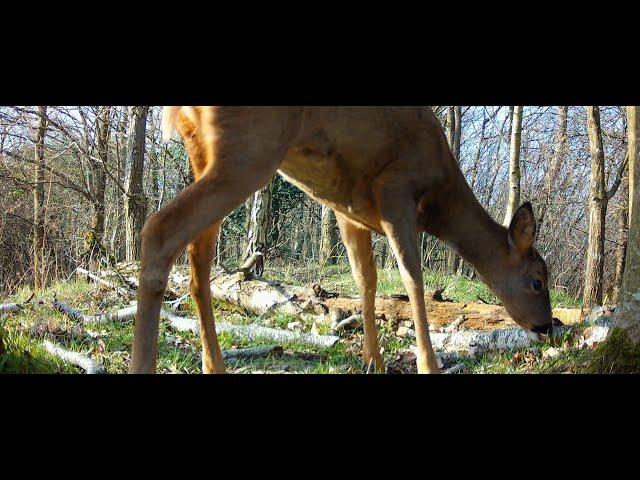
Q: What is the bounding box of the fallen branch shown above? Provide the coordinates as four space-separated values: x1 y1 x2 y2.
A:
42 340 105 374
1 293 35 313
444 315 468 333
1 303 21 313
223 345 284 361
52 300 340 350
443 363 467 375
53 299 138 324
237 250 265 274
164 313 339 349
76 267 133 297
332 314 362 334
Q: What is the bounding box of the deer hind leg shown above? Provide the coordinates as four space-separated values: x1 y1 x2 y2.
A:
129 150 285 374
335 212 384 373
375 185 440 374
188 222 226 374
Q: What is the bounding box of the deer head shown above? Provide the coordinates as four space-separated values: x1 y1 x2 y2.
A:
480 203 553 339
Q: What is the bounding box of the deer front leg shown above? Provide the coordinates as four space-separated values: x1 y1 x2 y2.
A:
188 222 226 374
335 212 384 373
129 156 284 374
377 192 440 374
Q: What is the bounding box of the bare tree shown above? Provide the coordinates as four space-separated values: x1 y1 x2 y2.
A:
539 106 568 228
124 106 149 262
83 106 111 267
503 106 523 226
613 174 629 303
319 205 338 266
32 106 48 291
584 106 628 307
245 181 273 258
446 106 463 274
611 106 640 343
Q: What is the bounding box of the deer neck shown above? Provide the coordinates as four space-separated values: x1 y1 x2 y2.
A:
423 176 508 277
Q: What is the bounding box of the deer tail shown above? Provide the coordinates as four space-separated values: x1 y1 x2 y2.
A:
161 106 182 142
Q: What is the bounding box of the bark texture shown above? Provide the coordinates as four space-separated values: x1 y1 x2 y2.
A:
583 106 607 307
124 106 149 262
503 106 524 226
539 106 568 228
245 182 273 259
612 106 640 344
319 205 339 266
85 106 111 266
33 106 48 291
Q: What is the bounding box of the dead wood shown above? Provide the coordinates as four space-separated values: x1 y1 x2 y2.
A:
444 315 469 333
76 267 134 297
223 345 284 361
1 303 21 313
332 314 363 334
52 299 340 350
42 340 105 374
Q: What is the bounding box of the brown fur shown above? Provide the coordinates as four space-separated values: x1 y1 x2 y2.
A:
130 107 552 374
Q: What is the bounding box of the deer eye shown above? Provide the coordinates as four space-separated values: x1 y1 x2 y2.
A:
532 280 543 292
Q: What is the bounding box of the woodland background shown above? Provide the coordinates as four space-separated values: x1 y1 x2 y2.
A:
0 106 630 309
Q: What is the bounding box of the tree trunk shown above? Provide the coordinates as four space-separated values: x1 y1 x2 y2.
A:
215 222 226 267
583 106 607 307
612 106 640 344
453 106 462 162
245 180 273 258
446 106 462 274
124 106 149 262
539 106 568 228
613 175 629 303
503 106 524 226
319 205 339 266
32 106 48 291
384 238 397 270
85 106 110 267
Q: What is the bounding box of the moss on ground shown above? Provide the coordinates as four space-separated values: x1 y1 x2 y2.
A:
583 328 640 374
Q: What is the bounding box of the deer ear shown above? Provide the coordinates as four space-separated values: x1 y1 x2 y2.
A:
508 202 537 253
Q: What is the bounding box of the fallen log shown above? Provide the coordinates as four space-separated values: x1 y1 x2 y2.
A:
42 340 105 374
205 268 584 332
53 299 139 324
418 317 613 357
52 300 340 350
165 313 339 349
99 263 584 332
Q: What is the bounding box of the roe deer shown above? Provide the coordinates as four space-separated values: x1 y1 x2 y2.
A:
130 106 553 374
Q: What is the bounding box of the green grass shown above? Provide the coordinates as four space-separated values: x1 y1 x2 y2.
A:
267 263 581 308
0 264 583 375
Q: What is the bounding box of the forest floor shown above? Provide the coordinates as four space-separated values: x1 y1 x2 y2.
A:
0 263 597 375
